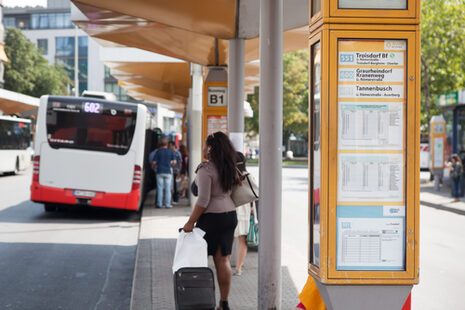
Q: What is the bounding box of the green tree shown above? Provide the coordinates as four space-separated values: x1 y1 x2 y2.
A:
282 50 308 144
245 86 259 136
245 50 309 144
4 27 69 97
421 0 465 130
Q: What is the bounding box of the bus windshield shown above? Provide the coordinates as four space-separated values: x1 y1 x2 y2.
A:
46 97 137 155
0 118 31 150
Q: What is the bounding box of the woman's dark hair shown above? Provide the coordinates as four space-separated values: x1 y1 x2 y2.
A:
236 152 246 173
206 131 238 192
179 144 188 156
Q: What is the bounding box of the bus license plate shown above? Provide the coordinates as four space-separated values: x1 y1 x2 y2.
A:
73 190 96 198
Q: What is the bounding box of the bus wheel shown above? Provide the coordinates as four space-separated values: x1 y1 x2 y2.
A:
14 158 19 175
44 204 57 212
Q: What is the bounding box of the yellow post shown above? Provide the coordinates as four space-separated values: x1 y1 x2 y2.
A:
430 115 446 191
308 0 420 308
430 116 446 170
202 67 228 144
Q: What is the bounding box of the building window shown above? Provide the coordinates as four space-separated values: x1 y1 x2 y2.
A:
104 81 136 102
56 36 88 95
3 17 15 28
37 39 48 55
56 37 74 56
104 66 114 79
56 36 88 57
31 12 72 29
163 117 175 133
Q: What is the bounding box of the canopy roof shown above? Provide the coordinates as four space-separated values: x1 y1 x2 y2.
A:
71 0 308 109
0 88 39 115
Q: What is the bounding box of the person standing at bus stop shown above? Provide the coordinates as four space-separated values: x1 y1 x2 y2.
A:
183 132 238 310
450 154 463 202
151 137 176 208
169 141 182 204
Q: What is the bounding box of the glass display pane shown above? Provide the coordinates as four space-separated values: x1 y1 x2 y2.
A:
310 41 321 267
336 39 407 271
443 109 453 161
312 0 321 17
339 0 407 9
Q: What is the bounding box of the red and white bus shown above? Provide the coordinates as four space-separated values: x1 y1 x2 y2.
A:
0 116 32 175
30 95 153 212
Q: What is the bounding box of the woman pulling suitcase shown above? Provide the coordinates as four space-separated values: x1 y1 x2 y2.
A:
183 131 238 310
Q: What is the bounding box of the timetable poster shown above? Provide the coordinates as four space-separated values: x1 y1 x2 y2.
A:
338 102 403 150
336 39 406 270
338 39 405 151
338 153 403 202
336 205 405 270
207 115 228 135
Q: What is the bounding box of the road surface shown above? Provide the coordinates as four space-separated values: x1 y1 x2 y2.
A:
0 169 140 310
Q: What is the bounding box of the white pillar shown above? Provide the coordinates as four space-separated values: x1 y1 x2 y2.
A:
188 64 203 206
74 25 79 96
258 0 283 309
228 39 245 153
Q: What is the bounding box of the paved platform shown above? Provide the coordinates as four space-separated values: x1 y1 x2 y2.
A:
130 191 300 310
420 180 465 215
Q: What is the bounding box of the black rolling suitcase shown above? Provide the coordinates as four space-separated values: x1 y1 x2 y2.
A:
173 267 216 310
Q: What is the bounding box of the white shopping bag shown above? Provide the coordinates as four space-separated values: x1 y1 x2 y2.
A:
172 227 208 273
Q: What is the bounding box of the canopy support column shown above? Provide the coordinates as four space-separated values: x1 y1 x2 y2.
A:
258 0 283 309
228 38 245 152
188 63 203 206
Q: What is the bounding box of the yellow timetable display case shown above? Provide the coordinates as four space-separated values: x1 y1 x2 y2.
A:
310 0 420 28
308 26 420 285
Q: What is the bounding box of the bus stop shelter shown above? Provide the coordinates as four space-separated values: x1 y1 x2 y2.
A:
70 0 421 309
0 88 40 116
71 1 306 308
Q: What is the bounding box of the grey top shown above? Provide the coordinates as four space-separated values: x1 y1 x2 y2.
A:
195 162 235 213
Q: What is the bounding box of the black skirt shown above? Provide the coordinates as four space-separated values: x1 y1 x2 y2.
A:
196 211 238 256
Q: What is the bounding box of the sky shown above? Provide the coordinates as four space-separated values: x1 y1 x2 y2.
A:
3 0 47 7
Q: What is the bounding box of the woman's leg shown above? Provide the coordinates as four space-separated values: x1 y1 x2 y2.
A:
455 178 461 199
213 247 232 304
236 235 248 272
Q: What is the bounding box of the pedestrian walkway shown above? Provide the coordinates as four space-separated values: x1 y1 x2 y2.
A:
131 191 300 310
420 180 465 215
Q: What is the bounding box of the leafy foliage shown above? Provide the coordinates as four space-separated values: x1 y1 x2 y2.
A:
245 86 259 136
282 50 309 144
245 50 309 144
421 0 465 130
4 27 69 97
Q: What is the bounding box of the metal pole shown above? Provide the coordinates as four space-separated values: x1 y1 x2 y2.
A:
228 39 245 153
258 0 283 309
228 38 245 267
74 25 79 96
189 63 203 207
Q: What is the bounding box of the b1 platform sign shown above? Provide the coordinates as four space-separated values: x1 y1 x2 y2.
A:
207 86 227 107
309 29 420 285
429 115 446 170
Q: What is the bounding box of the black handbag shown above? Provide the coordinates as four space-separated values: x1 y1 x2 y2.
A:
191 180 198 197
